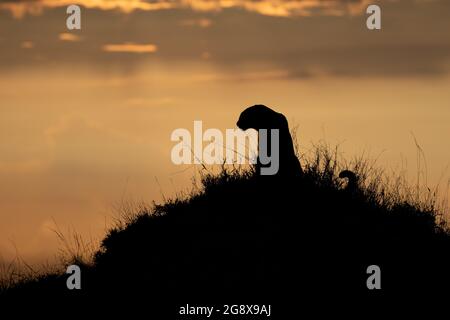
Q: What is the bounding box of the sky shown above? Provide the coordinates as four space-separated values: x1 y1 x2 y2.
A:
0 0 450 267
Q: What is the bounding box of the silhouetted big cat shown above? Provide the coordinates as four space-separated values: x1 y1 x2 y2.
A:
237 105 302 177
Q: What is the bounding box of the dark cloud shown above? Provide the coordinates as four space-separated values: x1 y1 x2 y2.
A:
0 0 449 77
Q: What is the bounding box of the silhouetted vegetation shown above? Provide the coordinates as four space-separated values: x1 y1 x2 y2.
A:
1 143 449 312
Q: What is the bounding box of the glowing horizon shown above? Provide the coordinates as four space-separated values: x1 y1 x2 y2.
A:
0 0 372 19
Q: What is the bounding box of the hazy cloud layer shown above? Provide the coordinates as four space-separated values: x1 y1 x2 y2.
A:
1 0 373 18
0 0 450 77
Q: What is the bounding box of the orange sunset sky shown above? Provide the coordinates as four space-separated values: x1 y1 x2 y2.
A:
0 0 449 267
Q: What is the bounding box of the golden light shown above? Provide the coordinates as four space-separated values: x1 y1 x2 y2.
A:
102 42 158 53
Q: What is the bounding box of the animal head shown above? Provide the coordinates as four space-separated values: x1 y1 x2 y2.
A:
339 170 358 190
237 104 288 131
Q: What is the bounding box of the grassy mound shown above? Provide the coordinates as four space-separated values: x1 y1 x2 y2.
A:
2 145 449 310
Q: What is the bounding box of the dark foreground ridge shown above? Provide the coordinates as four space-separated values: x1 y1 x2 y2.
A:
2 151 450 314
